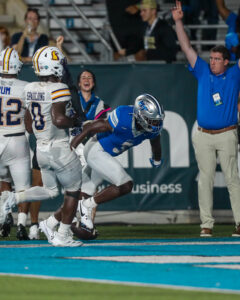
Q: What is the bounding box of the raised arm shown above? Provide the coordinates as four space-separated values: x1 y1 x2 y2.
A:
215 0 231 21
171 0 197 68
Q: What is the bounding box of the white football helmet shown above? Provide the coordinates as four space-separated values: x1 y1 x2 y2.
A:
0 47 22 75
133 94 165 133
32 46 65 78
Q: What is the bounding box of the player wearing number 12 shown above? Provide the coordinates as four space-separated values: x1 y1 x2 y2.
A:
0 47 31 227
0 46 83 247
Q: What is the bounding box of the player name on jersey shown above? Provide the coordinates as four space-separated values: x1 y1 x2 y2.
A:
0 86 10 95
27 92 45 101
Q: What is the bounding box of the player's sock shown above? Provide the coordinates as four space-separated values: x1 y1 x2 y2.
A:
46 215 59 230
17 212 27 226
83 196 97 209
58 222 71 236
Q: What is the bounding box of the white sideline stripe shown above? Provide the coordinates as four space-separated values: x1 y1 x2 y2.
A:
1 240 240 248
0 273 240 295
198 264 240 270
65 255 240 264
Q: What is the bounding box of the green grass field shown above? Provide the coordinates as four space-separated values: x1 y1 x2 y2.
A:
0 224 239 300
0 223 237 241
1 276 240 300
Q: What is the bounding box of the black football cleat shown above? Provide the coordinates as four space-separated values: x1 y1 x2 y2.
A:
0 213 14 237
16 224 30 240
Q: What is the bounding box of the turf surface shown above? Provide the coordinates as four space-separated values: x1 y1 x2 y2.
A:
1 224 239 299
0 276 240 300
0 223 236 241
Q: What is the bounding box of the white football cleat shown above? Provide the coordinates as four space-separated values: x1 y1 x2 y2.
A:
28 224 40 240
51 231 83 247
0 191 16 224
79 200 93 230
39 220 55 243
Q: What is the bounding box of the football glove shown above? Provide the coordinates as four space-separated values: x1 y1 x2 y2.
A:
72 116 83 128
149 158 162 168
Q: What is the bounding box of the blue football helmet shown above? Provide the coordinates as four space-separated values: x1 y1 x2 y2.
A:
133 94 165 133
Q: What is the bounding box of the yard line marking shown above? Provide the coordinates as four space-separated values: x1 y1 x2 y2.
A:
64 255 240 264
198 264 240 270
0 273 240 295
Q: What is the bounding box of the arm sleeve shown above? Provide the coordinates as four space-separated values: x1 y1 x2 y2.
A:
226 12 237 32
225 32 239 48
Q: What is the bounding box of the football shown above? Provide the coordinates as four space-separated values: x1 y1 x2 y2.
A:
71 222 98 240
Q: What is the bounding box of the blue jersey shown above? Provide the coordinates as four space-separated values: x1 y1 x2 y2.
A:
189 56 240 129
97 105 159 157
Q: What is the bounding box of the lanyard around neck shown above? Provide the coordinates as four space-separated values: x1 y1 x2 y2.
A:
146 18 158 36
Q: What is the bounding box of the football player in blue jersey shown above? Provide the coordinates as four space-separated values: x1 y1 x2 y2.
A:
70 93 165 230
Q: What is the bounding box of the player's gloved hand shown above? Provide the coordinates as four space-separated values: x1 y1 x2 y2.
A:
72 115 83 128
149 158 162 168
71 127 82 137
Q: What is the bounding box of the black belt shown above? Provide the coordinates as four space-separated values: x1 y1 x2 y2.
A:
3 132 25 137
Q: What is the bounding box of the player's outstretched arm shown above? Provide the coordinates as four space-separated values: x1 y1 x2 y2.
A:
172 0 197 68
70 119 112 149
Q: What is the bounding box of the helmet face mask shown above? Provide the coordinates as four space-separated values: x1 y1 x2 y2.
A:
0 47 23 75
32 46 65 78
134 94 165 133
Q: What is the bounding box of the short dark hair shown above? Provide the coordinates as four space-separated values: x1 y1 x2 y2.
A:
210 45 230 60
77 69 96 92
24 8 40 21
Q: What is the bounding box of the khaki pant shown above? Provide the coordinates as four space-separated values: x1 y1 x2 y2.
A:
192 128 240 229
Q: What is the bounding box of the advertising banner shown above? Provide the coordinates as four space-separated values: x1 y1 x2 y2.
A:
20 63 232 213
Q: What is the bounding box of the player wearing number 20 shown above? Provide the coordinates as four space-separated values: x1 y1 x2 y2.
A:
0 47 31 200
